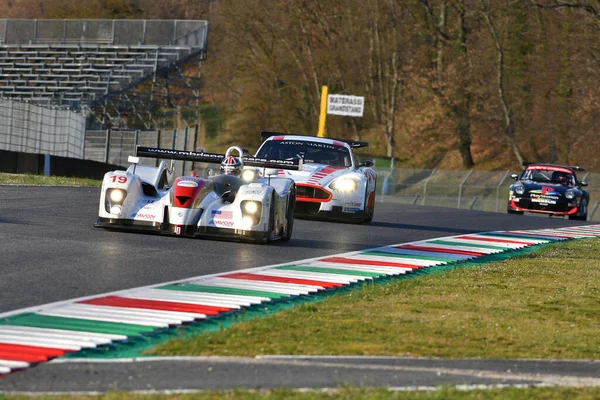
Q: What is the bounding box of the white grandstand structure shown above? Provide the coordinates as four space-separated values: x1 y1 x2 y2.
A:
0 19 208 129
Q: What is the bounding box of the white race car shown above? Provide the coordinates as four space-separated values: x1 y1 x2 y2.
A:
95 146 299 243
253 131 377 223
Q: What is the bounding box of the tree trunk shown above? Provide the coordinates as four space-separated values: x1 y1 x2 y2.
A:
481 3 526 166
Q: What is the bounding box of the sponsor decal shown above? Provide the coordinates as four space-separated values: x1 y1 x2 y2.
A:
177 180 199 188
280 141 338 150
215 220 235 227
530 193 559 205
345 201 362 207
243 189 265 195
142 199 157 204
343 207 360 213
531 198 557 205
526 165 573 174
542 187 556 194
530 187 557 195
144 147 222 160
212 210 233 220
136 213 156 219
177 212 183 217
175 226 181 235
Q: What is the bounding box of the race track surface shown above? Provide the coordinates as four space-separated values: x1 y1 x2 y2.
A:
0 185 597 392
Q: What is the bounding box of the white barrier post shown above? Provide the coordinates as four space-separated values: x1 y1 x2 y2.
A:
495 170 510 212
457 169 474 209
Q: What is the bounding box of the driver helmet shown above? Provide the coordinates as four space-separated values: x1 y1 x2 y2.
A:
220 155 242 176
553 172 569 184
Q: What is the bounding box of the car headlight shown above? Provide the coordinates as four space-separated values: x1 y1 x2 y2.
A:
514 185 525 195
241 200 262 227
241 169 258 182
330 178 358 192
565 189 575 200
109 189 125 202
243 201 260 214
105 188 127 214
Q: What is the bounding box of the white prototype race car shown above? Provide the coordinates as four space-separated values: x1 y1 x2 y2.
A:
254 131 377 223
95 145 299 243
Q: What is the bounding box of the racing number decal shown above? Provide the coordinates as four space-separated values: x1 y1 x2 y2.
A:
111 176 128 184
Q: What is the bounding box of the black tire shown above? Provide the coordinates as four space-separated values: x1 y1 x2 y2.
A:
259 192 276 244
363 184 376 224
280 185 296 242
569 198 588 221
507 209 524 215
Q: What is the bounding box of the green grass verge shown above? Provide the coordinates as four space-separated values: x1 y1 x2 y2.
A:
150 239 600 360
0 173 101 187
4 387 600 399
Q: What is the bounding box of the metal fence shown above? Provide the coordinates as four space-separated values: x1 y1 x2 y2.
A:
0 19 208 46
0 98 86 158
84 127 198 177
374 167 600 221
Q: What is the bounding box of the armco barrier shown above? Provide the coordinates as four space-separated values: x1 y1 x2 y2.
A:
0 149 123 179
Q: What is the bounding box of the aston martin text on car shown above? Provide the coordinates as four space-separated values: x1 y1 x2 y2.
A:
254 131 377 223
95 146 300 243
507 163 589 220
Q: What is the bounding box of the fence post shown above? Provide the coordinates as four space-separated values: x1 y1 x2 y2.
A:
457 169 474 209
156 129 161 167
422 169 437 206
182 126 189 175
581 171 590 182
495 170 510 212
104 128 111 164
589 201 599 221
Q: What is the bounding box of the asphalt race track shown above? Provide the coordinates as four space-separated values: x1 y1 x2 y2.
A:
1 185 598 392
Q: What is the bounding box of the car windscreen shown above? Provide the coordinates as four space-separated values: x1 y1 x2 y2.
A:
256 140 352 167
522 168 575 185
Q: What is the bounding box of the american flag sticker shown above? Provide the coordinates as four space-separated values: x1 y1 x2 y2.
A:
212 210 233 220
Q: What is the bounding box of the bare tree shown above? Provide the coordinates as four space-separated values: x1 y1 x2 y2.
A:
480 0 526 165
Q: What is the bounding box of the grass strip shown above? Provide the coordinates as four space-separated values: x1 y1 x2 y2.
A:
150 238 599 360
4 386 600 399
0 173 101 187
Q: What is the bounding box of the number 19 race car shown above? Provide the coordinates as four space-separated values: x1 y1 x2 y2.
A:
507 163 589 220
95 146 300 243
253 131 377 223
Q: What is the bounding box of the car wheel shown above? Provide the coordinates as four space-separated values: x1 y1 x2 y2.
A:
259 192 276 244
281 185 296 242
363 184 376 224
569 198 588 221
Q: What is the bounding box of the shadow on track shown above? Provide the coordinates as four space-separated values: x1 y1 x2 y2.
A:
367 220 481 235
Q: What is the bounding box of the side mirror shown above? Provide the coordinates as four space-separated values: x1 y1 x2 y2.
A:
510 173 519 180
128 156 140 164
359 160 374 168
264 168 279 176
580 181 588 187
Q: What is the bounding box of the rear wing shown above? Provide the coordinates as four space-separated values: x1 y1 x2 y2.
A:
522 161 585 172
260 130 369 148
135 146 302 170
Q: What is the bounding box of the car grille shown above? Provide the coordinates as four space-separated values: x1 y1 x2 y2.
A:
296 184 331 202
518 198 569 212
295 202 322 215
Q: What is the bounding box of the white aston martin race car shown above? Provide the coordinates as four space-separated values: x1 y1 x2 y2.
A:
95 146 299 243
254 131 377 223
